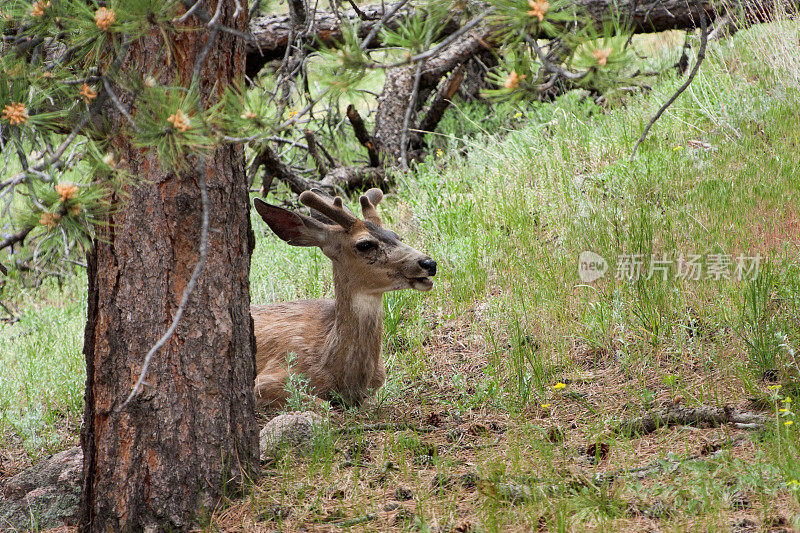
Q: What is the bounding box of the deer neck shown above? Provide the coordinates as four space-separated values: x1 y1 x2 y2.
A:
322 267 384 402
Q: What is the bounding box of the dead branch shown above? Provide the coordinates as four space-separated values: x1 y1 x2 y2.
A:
252 144 329 195
631 0 709 160
321 166 387 192
0 225 34 252
418 64 465 136
346 105 380 167
246 0 796 76
612 404 773 437
303 129 329 178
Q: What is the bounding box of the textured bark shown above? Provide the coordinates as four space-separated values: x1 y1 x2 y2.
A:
321 166 387 192
418 64 465 136
373 31 488 163
79 1 259 530
346 105 380 168
246 2 462 75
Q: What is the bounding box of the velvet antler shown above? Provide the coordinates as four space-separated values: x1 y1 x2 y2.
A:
299 190 358 229
359 188 383 226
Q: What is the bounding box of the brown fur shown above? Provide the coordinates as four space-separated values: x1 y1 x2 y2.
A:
251 189 435 409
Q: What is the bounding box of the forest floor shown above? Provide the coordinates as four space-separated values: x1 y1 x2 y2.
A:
2 18 800 533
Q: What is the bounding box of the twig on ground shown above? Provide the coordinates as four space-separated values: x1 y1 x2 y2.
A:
630 0 708 160
334 422 435 434
612 404 772 437
336 513 376 527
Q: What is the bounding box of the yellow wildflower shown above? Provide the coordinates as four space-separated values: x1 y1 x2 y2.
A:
527 0 549 22
780 408 788 413
783 397 792 403
785 420 794 426
541 403 551 408
95 7 116 31
167 109 191 132
288 108 298 118
768 385 782 390
592 47 612 67
553 382 566 390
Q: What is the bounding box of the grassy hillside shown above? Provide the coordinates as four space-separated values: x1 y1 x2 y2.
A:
2 18 800 532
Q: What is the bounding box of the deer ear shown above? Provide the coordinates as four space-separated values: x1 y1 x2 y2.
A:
253 198 328 247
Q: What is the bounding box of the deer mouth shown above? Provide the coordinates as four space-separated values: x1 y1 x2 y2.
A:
408 276 434 291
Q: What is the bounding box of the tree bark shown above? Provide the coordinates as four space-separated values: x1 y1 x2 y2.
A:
79 1 259 530
373 30 488 163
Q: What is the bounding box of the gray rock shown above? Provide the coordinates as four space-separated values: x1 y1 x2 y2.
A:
0 446 82 531
259 411 325 460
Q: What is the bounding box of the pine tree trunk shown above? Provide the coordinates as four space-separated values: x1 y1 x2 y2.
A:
79 2 259 530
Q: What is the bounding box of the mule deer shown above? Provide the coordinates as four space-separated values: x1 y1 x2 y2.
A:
251 188 437 408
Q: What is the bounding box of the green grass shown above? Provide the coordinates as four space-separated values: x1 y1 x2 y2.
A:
3 18 800 532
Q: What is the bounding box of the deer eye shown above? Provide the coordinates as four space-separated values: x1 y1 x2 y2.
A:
356 240 378 252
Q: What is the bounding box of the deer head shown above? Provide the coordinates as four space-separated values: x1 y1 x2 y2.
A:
253 188 437 294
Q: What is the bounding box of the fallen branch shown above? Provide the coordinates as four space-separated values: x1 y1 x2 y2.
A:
0 225 34 252
252 143 328 195
321 166 387 192
612 404 773 437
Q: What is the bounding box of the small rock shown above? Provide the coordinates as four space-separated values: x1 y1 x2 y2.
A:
256 505 291 522
460 472 479 489
425 412 443 427
259 411 324 460
0 446 83 530
394 486 414 501
446 429 465 442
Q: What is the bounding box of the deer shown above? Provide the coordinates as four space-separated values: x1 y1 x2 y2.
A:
250 188 437 409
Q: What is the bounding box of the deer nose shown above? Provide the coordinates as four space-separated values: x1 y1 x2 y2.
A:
419 258 437 276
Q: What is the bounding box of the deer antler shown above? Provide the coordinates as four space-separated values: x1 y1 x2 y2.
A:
299 190 358 229
359 188 383 226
